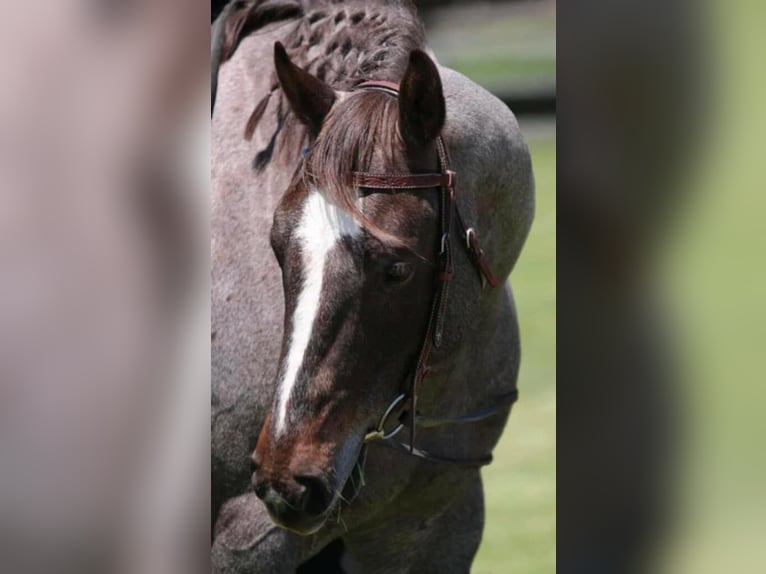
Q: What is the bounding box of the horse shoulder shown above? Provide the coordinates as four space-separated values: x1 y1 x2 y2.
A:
439 66 535 279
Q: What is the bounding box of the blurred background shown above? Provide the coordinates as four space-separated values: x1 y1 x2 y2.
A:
424 2 556 573
0 1 209 572
558 0 766 573
654 2 766 572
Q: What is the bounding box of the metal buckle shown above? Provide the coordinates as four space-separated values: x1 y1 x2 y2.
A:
445 170 456 189
364 393 406 443
465 228 476 250
440 233 449 255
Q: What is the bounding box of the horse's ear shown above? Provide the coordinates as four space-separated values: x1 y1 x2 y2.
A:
399 50 446 149
274 42 336 136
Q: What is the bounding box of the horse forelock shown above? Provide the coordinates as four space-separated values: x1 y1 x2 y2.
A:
303 91 404 239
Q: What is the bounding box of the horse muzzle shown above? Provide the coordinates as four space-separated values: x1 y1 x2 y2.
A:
251 464 334 535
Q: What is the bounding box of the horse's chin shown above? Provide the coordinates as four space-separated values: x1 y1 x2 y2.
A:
268 506 332 536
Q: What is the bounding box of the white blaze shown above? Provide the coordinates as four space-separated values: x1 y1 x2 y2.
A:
275 190 360 435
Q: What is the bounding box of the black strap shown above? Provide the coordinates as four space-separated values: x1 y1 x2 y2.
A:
371 389 519 467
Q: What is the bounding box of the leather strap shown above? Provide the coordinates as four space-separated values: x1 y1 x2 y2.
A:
352 172 453 190
355 79 401 95
413 389 518 428
353 81 502 467
377 389 519 467
352 170 496 289
349 85 496 289
371 439 494 467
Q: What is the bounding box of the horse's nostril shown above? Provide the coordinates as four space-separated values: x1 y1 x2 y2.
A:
253 479 268 499
294 474 333 516
251 468 268 499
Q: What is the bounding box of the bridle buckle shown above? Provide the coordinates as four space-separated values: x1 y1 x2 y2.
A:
440 233 449 255
465 227 476 250
445 170 456 190
364 393 406 443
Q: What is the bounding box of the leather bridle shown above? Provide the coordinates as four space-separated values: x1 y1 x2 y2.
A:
348 81 517 468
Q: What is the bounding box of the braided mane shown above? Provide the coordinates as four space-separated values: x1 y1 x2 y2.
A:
220 0 425 171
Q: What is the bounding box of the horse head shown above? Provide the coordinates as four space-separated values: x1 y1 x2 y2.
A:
252 42 446 535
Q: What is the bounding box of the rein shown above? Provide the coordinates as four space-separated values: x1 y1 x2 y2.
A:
350 80 514 468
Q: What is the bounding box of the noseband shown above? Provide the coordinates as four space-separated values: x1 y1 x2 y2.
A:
350 81 517 467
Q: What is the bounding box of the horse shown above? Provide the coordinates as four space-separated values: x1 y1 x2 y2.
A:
211 1 534 571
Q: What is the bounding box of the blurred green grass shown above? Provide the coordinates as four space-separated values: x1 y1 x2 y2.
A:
472 131 556 574
428 1 556 95
656 1 766 570
449 58 556 86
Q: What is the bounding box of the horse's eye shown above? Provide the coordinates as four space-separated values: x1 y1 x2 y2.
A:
385 262 414 285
